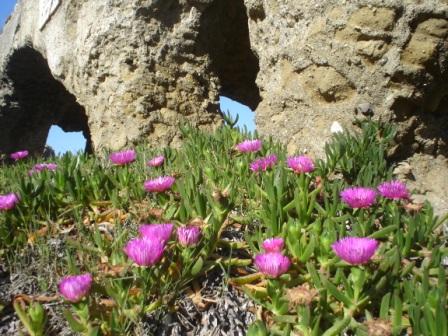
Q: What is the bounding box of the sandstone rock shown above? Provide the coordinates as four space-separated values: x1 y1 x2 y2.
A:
0 0 259 154
405 154 448 217
246 0 448 160
356 102 373 116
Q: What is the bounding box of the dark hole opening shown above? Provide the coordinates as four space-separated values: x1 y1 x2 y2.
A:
0 46 92 155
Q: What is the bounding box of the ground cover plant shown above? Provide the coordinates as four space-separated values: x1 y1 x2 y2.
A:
0 116 447 335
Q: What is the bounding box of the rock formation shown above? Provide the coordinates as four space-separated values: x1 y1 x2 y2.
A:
245 0 448 159
1 0 447 157
0 0 259 153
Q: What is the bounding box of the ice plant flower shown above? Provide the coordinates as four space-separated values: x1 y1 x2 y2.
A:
144 176 175 192
28 163 58 176
250 154 278 172
378 180 409 200
287 155 315 174
254 252 291 278
177 226 202 247
261 237 284 252
109 149 136 165
139 223 174 243
235 139 262 153
0 193 20 211
332 237 379 265
124 238 165 266
340 186 376 208
10 150 29 161
147 155 165 167
58 273 93 303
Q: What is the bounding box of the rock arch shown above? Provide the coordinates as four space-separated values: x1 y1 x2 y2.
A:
0 46 92 155
198 0 261 111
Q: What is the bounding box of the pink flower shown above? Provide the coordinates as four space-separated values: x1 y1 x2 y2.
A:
0 193 20 211
250 154 278 172
235 139 262 153
10 150 29 161
124 238 165 266
147 155 165 167
144 176 175 192
254 252 291 278
287 155 315 174
340 187 376 208
58 273 93 302
261 237 284 252
332 237 379 265
28 163 58 176
109 149 136 165
139 223 174 243
177 226 202 247
378 180 409 200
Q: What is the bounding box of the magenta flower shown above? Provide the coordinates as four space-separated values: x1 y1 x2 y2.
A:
254 252 291 278
28 163 58 176
10 150 29 161
177 226 202 247
287 155 315 174
250 154 278 172
261 237 284 252
340 187 376 208
378 180 409 200
144 176 175 192
109 149 136 165
332 237 379 265
0 193 20 211
235 139 262 153
147 155 165 167
139 223 174 243
124 238 165 266
58 273 93 302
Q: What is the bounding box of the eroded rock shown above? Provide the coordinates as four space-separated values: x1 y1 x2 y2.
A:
246 0 448 159
0 0 259 154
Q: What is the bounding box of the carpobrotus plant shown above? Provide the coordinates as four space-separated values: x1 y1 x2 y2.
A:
177 225 202 247
58 273 93 302
377 180 409 200
124 237 166 266
340 186 377 208
331 237 379 265
109 149 137 165
147 155 165 167
287 155 315 174
250 154 277 172
254 252 291 278
10 150 29 161
261 237 284 253
0 193 20 211
235 139 262 153
0 118 446 335
28 163 58 175
139 223 174 243
143 176 175 192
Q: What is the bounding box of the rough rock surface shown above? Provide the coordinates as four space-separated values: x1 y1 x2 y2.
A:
245 0 448 159
0 0 259 153
394 154 448 217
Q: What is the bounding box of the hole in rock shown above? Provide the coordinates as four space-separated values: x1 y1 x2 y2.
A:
0 46 92 155
46 125 87 155
220 96 255 133
199 0 261 111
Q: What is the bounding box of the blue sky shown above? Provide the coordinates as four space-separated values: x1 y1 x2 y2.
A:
1 1 255 154
0 0 16 28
